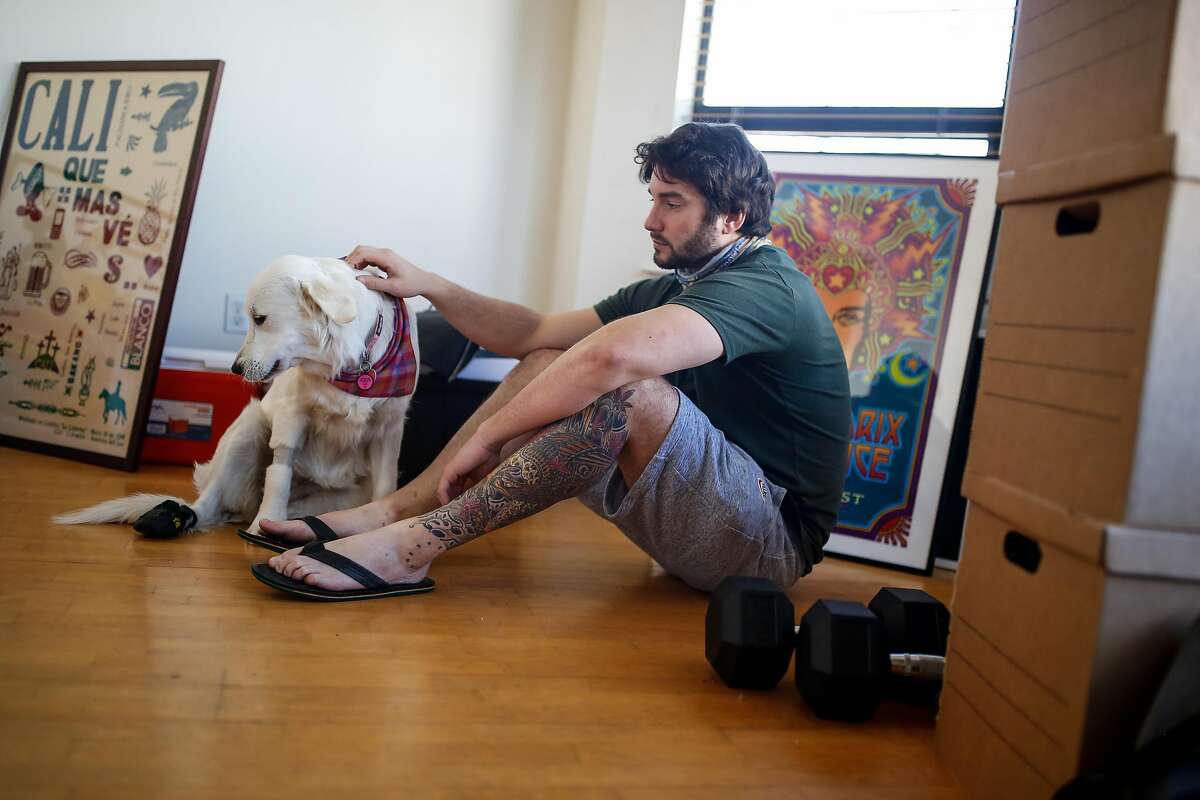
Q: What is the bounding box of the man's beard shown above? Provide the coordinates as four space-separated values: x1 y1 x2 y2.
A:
652 225 723 272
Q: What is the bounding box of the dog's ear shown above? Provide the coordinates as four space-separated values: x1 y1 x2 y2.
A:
299 275 357 325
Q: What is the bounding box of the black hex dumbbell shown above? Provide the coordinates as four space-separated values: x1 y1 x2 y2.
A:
705 576 949 721
705 576 797 690
867 586 952 706
794 590 948 721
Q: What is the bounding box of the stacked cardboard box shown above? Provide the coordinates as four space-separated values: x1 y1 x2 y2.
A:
935 1 1200 796
996 0 1200 203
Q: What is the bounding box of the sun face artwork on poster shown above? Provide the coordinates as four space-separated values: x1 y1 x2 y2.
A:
769 174 977 569
0 62 222 469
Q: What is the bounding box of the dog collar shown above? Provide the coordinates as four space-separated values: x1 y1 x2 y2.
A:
328 297 417 398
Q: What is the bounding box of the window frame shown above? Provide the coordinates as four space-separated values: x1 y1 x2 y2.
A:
690 0 1017 157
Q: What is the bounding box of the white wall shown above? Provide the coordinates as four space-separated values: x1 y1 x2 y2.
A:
0 0 577 350
550 0 689 310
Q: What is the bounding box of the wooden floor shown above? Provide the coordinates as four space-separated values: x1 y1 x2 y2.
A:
0 448 963 799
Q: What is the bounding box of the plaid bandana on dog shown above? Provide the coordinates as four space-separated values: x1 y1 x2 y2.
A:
329 297 417 398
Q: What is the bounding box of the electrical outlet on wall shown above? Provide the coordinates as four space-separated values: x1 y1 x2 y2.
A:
224 294 248 335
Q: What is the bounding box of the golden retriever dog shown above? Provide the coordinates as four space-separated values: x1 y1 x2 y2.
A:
55 255 418 542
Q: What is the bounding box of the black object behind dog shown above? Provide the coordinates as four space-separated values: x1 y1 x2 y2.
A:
396 309 507 483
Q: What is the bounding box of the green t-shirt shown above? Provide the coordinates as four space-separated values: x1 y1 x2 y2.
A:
593 244 850 568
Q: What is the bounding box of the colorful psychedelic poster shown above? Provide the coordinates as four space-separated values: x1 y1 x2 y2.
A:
0 61 222 469
768 157 997 573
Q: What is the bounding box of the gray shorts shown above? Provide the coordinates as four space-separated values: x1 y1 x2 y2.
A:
578 388 808 592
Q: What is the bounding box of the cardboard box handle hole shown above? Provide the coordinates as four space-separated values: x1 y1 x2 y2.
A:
1055 201 1100 237
1003 530 1042 574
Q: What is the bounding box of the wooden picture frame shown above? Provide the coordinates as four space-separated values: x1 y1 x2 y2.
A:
0 60 223 470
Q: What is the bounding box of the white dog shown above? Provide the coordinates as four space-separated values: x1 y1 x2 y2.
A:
55 255 418 541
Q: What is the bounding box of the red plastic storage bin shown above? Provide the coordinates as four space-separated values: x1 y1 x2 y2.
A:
140 352 257 465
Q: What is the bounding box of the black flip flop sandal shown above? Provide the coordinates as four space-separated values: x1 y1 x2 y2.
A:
249 540 435 602
237 515 338 553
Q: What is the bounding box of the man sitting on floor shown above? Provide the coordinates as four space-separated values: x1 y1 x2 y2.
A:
255 122 851 600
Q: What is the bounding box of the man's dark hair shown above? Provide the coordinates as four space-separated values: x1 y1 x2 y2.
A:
634 123 775 237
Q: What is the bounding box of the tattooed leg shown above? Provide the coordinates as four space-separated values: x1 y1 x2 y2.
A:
411 386 634 558
268 382 679 590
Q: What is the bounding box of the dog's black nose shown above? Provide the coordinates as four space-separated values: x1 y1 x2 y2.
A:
231 360 244 376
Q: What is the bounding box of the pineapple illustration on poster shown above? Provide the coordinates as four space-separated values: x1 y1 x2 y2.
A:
0 62 222 468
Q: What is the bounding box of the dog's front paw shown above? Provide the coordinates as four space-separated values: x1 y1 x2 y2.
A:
247 511 283 536
133 500 198 539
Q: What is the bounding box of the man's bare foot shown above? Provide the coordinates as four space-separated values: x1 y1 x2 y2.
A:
268 524 436 590
257 498 397 545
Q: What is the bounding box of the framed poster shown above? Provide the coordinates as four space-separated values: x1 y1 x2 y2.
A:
765 153 997 573
0 60 222 470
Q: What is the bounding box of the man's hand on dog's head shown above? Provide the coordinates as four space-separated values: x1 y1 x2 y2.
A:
345 245 433 299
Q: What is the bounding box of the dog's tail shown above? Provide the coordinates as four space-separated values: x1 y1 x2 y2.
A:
53 493 190 526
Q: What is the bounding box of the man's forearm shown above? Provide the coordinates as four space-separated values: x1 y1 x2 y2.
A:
423 274 543 358
475 329 644 451
472 305 725 451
